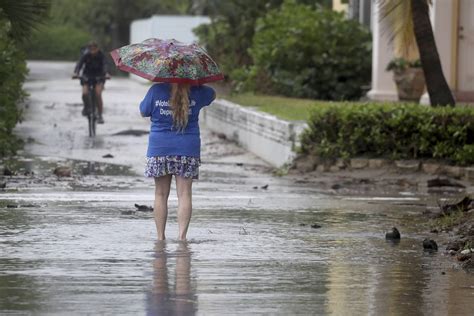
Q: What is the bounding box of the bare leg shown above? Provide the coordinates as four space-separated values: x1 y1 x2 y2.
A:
95 83 104 115
82 84 89 97
175 176 193 240
81 85 89 113
154 175 172 240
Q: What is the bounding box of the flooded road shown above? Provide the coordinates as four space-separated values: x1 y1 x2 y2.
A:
1 61 473 315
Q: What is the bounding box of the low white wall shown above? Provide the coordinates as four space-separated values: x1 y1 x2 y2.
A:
201 99 307 167
130 15 211 44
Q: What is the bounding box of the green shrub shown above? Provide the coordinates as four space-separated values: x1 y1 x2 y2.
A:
22 24 91 60
0 19 27 157
194 19 240 80
300 102 474 165
194 0 332 84
246 1 371 100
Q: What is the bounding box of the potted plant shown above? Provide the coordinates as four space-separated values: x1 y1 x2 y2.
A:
386 58 425 102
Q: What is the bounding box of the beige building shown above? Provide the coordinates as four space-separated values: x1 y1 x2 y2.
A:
333 0 371 27
334 0 473 103
368 0 474 103
332 0 349 12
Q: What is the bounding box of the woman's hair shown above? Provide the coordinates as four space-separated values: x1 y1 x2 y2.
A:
170 83 190 131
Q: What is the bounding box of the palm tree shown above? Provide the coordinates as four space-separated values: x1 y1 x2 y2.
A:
0 0 50 41
378 0 456 106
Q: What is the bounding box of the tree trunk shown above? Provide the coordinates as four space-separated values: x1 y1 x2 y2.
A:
411 0 455 106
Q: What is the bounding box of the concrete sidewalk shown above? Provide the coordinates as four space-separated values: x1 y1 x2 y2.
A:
19 61 268 175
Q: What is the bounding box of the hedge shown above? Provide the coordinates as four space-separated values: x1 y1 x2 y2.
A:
22 24 90 61
300 103 474 165
0 19 27 157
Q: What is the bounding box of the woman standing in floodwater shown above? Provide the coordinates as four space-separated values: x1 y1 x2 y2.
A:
140 82 216 240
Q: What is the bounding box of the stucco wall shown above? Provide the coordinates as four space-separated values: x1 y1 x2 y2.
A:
130 15 210 44
201 100 307 167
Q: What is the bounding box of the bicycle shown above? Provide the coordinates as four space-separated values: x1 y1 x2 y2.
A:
72 75 109 137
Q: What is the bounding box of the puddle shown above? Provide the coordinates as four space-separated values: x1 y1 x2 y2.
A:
1 155 135 177
0 188 473 315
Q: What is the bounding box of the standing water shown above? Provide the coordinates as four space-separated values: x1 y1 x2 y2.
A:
0 62 473 315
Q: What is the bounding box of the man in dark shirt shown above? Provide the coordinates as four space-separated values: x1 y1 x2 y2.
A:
74 41 110 124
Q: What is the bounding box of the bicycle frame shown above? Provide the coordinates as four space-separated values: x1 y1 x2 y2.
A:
86 78 98 137
74 76 107 137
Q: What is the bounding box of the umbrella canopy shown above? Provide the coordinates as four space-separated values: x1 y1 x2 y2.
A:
110 38 224 85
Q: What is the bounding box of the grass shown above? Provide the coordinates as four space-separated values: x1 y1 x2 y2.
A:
430 210 467 232
221 92 474 122
224 93 317 121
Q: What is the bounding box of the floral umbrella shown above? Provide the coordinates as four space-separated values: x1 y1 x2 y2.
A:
110 38 224 85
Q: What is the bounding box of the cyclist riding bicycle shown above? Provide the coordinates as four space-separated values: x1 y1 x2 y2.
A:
73 41 110 124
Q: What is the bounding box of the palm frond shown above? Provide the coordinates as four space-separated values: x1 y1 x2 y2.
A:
0 0 51 41
377 0 419 60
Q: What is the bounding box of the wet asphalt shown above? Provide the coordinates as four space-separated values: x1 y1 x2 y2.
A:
0 61 473 315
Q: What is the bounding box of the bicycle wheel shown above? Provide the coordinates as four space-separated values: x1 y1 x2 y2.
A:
88 91 97 137
88 115 95 137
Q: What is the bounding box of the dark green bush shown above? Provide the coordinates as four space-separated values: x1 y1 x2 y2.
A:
194 1 285 80
246 1 371 100
194 0 332 84
300 103 474 165
0 19 27 157
22 24 90 60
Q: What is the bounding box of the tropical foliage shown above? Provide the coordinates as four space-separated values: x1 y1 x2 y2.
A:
0 0 49 41
378 0 455 106
0 0 50 157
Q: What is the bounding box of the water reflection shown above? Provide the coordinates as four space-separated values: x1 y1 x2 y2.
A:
1 197 473 314
147 241 196 316
0 270 44 312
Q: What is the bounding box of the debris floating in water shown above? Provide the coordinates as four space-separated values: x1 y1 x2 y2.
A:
423 239 438 251
438 196 473 215
427 177 465 188
385 227 401 240
3 167 14 176
239 227 249 235
53 166 72 177
134 204 153 212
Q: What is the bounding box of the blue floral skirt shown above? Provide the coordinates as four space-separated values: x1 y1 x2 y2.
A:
144 156 201 179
